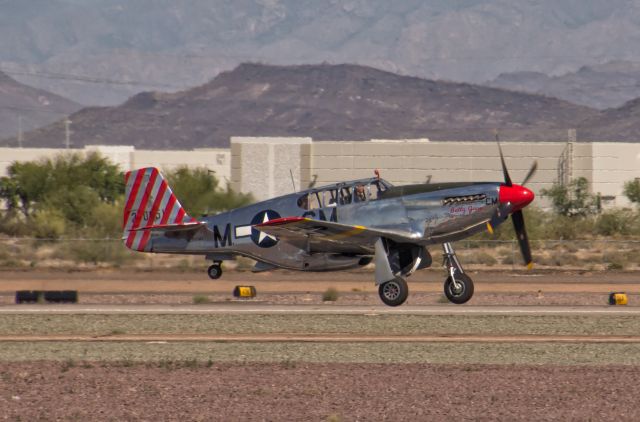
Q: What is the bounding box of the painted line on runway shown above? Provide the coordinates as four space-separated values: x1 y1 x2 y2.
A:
2 334 640 343
1 305 640 315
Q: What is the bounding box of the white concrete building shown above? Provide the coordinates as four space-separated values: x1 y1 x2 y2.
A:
1 137 639 208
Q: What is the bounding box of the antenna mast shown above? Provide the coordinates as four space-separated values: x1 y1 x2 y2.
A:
289 169 296 192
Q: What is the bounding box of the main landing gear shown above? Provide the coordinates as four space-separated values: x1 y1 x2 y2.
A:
442 242 474 304
207 262 223 280
378 277 409 307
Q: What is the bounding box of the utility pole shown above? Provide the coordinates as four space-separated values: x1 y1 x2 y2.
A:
64 118 72 149
17 115 23 148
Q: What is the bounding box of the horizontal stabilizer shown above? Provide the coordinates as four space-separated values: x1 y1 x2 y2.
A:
129 221 205 233
252 261 278 272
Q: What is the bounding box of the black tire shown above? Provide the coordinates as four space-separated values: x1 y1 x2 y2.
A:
378 277 409 307
444 272 474 304
207 264 222 280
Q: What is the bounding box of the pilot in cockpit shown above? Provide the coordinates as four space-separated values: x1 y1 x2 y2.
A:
355 184 367 202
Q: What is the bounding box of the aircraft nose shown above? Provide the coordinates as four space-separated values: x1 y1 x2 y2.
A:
499 184 534 211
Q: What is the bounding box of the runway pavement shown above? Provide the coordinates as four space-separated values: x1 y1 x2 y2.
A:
1 303 639 315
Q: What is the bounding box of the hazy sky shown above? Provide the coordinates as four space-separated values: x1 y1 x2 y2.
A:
1 0 638 104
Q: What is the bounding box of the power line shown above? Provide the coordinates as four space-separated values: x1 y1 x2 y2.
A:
0 105 72 115
0 67 183 89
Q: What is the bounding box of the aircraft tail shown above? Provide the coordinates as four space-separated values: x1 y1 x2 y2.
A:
123 167 197 251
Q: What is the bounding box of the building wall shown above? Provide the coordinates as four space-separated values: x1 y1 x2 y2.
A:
0 147 85 177
310 140 563 195
591 143 640 207
2 139 639 208
236 138 639 209
131 148 230 183
230 137 312 201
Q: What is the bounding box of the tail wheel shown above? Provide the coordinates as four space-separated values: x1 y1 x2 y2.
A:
444 273 474 304
207 264 222 280
378 277 409 307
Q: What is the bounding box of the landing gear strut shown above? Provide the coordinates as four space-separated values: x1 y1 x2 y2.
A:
378 277 409 307
207 262 223 280
442 242 474 304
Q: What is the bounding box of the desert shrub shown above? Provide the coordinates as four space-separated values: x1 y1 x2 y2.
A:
536 253 560 267
85 201 123 238
322 287 339 302
166 166 252 216
543 215 587 240
193 294 211 304
0 213 31 237
541 177 599 217
463 250 498 266
437 295 450 303
624 179 640 205
594 210 637 237
562 253 581 267
31 209 67 239
235 256 255 271
607 261 624 270
61 239 135 265
602 252 629 270
498 247 517 265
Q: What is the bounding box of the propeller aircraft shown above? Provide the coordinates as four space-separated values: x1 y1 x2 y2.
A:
123 143 536 306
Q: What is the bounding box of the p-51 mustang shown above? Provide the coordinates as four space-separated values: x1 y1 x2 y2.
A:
123 145 536 306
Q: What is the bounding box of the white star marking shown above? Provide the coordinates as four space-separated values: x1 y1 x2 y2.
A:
258 212 277 244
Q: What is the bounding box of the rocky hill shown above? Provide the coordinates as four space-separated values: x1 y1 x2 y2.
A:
580 97 640 140
1 63 600 149
0 71 81 141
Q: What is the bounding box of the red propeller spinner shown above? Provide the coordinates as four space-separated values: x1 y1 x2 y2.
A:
499 184 535 212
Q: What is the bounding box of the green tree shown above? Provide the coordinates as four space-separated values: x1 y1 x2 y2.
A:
0 152 124 236
0 152 123 219
0 161 51 218
166 166 252 217
540 177 598 217
623 179 640 206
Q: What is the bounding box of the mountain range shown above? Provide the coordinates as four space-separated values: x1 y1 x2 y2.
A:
4 1 640 108
489 61 640 109
1 62 622 149
0 71 81 141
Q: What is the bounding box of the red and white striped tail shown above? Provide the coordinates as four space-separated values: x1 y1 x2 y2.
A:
123 167 196 252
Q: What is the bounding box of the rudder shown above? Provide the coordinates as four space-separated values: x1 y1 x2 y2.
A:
123 167 195 251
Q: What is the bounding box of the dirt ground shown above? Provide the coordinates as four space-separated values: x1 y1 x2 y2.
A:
2 269 640 420
1 268 639 306
1 362 639 421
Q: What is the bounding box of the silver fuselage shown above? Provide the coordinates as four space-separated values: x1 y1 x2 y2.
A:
149 180 504 271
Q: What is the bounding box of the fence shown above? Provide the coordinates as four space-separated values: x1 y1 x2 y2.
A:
0 238 205 271
0 238 638 271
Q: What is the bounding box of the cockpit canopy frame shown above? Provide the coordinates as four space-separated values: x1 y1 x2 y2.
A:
297 177 393 210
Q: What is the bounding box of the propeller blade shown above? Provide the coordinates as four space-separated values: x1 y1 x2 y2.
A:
521 161 538 186
511 210 533 269
496 134 512 187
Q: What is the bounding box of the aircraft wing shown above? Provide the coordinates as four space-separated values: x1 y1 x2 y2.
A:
255 217 418 253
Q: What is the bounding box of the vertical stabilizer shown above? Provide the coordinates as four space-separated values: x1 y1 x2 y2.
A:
122 167 195 251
